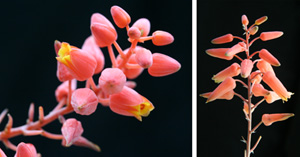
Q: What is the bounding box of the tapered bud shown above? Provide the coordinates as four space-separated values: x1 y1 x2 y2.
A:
212 63 240 83
61 118 83 146
99 68 126 95
241 59 253 78
91 13 115 29
206 77 236 103
200 90 234 100
225 42 245 56
55 79 77 102
82 36 105 74
256 59 274 74
91 23 118 47
205 48 234 60
262 113 294 126
132 18 151 37
262 71 291 102
259 49 280 66
252 84 270 97
128 27 141 39
0 148 6 157
249 26 259 35
148 53 181 77
14 142 37 157
211 34 233 44
241 15 249 26
109 86 154 121
71 88 98 115
110 5 131 28
56 42 97 81
260 31 283 41
135 48 153 68
255 16 268 25
250 70 263 84
152 31 174 46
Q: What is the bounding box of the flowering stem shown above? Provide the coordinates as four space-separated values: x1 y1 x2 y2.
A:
118 40 138 68
107 45 118 68
113 41 126 58
233 36 246 43
88 77 98 91
234 92 248 103
246 76 252 157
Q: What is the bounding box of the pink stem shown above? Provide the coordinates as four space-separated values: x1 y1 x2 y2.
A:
113 41 126 58
118 40 138 69
107 45 118 68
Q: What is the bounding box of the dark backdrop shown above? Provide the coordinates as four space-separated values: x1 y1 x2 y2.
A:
198 0 299 157
0 0 192 157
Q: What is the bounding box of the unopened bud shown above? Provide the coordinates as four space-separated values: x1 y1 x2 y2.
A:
241 59 253 78
15 142 37 157
99 68 126 95
135 48 153 68
259 49 280 66
262 113 294 126
128 27 141 39
249 26 259 35
71 88 98 115
152 31 174 46
91 23 118 47
110 5 131 28
211 34 233 44
255 16 268 25
61 118 83 146
241 15 249 26
260 31 283 41
132 18 151 37
148 53 181 77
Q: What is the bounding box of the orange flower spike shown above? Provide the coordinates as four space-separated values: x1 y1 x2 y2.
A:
255 16 268 25
241 15 249 26
110 5 131 28
258 49 280 66
260 31 283 41
148 53 181 77
256 59 275 74
152 30 174 46
225 42 246 56
262 71 291 101
212 63 240 83
240 59 253 78
262 113 294 126
205 48 234 60
200 90 234 100
211 34 233 44
206 77 236 103
252 84 270 97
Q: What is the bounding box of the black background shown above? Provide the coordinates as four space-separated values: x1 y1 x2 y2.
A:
198 0 300 157
0 0 192 157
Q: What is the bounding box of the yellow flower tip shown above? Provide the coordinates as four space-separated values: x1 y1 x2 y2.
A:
129 96 154 121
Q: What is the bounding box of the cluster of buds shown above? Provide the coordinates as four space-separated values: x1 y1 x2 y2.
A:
201 15 294 157
0 5 180 156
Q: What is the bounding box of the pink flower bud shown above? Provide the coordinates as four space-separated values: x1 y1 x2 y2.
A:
249 26 259 35
56 42 97 81
212 63 240 83
132 18 151 37
205 48 234 60
0 148 6 157
200 90 234 101
258 49 280 66
241 15 249 26
135 48 153 68
240 59 253 78
256 59 274 74
255 16 268 25
206 77 236 103
91 23 118 47
128 27 141 39
148 53 181 77
14 142 37 157
211 34 233 44
71 88 98 115
262 113 294 126
252 84 270 97
55 79 77 102
99 68 126 95
262 71 291 102
111 5 131 28
152 31 174 46
225 42 245 56
61 118 84 146
82 36 105 74
109 86 154 121
260 31 283 41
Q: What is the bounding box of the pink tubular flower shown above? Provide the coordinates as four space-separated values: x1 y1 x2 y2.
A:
55 40 74 82
135 47 153 68
212 63 240 83
148 53 181 77
225 42 246 56
200 90 234 101
211 34 233 44
260 31 283 41
152 31 174 46
250 70 263 84
256 59 274 74
205 48 234 60
258 49 280 66
262 71 291 101
61 118 84 147
241 15 249 26
109 86 154 121
55 79 77 102
240 59 253 78
99 68 126 95
71 88 98 115
262 113 294 126
132 18 151 37
206 77 236 103
252 84 270 97
14 142 37 157
110 5 131 28
82 36 105 74
56 42 97 81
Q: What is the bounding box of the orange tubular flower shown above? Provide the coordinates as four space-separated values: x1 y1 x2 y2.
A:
200 90 234 101
206 77 236 103
240 59 253 78
56 42 97 81
252 84 270 97
262 71 291 101
148 53 181 77
256 59 274 74
260 31 283 41
250 70 263 84
262 113 294 126
225 42 245 56
212 63 240 83
109 86 154 121
211 34 233 44
258 49 280 66
205 48 234 60
110 5 131 28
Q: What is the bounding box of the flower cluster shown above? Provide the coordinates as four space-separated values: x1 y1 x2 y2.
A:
0 5 180 155
200 15 294 157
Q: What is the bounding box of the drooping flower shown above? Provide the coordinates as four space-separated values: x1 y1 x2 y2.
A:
240 59 253 78
211 34 233 44
148 53 181 77
110 5 131 28
206 77 236 103
200 90 234 101
252 84 270 97
212 63 240 83
225 42 246 56
258 49 280 66
256 59 274 74
61 118 84 147
99 68 126 95
262 113 294 126
14 142 37 157
71 88 98 115
152 31 174 46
